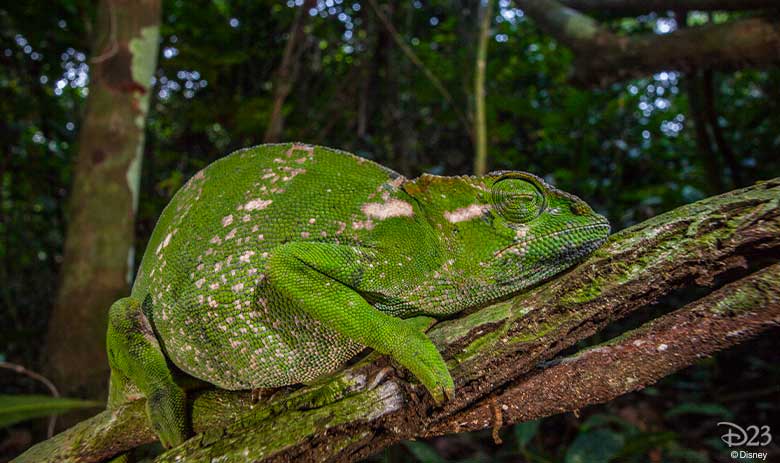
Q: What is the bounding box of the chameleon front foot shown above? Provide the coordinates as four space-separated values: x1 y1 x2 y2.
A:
146 386 187 448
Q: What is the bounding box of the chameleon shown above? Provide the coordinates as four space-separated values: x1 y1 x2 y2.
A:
106 143 610 447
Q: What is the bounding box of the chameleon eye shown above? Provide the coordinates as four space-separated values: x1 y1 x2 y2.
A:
491 176 546 223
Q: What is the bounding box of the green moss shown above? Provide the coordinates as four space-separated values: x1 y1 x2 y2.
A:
156 382 399 462
452 325 507 364
511 320 557 343
559 279 604 305
429 300 513 346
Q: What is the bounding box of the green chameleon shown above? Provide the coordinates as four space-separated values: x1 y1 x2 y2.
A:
106 143 610 447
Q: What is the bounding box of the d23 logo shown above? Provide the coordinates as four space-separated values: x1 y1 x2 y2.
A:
717 422 772 447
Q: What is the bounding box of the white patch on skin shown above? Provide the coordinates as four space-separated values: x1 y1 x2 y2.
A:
352 220 375 230
195 278 205 288
225 228 237 240
515 225 529 240
301 231 310 238
244 199 273 211
287 143 314 157
210 235 222 245
209 282 220 290
240 250 255 263
232 282 244 292
361 199 414 220
222 215 234 227
443 204 491 223
156 230 176 255
309 218 316 224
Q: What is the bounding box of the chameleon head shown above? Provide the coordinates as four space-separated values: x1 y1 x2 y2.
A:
405 171 610 305
480 171 610 286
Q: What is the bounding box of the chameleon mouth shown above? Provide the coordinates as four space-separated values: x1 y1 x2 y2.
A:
494 221 611 260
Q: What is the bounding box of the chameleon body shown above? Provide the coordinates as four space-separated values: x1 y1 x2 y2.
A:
106 143 610 447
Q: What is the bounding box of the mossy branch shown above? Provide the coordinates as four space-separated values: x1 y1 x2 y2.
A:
560 0 777 16
515 0 780 87
14 179 780 463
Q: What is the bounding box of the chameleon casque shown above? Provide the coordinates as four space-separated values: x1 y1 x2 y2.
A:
106 143 610 447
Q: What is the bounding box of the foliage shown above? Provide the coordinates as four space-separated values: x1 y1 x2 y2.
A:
1 0 779 461
0 395 101 429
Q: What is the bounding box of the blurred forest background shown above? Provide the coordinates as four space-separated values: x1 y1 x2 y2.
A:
2 0 779 461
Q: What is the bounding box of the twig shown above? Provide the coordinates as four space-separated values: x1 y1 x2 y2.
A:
1 362 61 437
366 0 474 141
473 0 493 175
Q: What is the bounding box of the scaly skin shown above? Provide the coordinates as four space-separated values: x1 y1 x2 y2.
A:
106 143 610 447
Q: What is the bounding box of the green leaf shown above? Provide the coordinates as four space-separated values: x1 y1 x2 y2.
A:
0 395 102 428
665 403 734 420
616 431 677 459
564 429 625 463
514 419 540 449
403 441 447 463
211 0 229 17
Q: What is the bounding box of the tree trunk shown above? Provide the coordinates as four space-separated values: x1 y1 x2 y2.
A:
473 0 493 176
44 0 161 401
17 178 780 463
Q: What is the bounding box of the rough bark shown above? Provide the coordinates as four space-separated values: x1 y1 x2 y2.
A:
516 0 780 87
44 0 162 401
263 1 314 143
560 0 778 16
17 179 780 463
473 0 493 176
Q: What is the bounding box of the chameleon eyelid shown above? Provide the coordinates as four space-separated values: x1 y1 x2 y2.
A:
492 173 548 220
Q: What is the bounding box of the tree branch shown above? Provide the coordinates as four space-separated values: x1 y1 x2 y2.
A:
428 261 780 435
559 0 778 16
515 0 780 87
14 179 780 463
